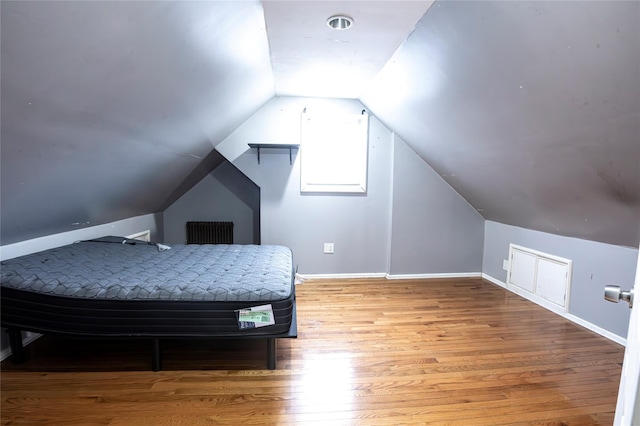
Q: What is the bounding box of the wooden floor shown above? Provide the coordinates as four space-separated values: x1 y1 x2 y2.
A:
1 278 625 425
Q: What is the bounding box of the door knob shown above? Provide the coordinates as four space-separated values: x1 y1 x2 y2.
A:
604 285 634 308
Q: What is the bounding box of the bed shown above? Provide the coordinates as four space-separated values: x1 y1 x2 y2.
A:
0 236 297 370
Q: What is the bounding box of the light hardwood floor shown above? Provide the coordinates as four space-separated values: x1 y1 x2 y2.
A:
1 278 624 425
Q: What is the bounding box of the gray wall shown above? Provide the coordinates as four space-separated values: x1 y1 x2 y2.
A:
0 213 163 262
226 97 393 275
216 96 486 276
483 220 637 339
390 135 484 274
163 162 259 245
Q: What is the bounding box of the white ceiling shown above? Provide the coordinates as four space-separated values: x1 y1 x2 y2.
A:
263 0 434 98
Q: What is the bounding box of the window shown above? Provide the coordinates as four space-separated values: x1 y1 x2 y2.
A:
300 112 369 193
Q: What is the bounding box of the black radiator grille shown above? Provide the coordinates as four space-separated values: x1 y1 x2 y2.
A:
186 221 234 244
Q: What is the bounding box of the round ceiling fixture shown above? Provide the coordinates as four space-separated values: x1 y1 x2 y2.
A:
327 15 353 30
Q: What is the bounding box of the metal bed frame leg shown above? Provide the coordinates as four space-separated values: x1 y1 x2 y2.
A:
267 338 276 370
152 339 162 372
7 328 25 364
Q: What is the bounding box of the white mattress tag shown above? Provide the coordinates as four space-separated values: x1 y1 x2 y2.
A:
236 304 275 330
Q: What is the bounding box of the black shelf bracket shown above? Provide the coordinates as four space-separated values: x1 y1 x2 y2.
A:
248 143 300 165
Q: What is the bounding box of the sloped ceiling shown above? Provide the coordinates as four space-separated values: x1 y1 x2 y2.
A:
360 1 640 247
0 1 274 244
1 1 638 248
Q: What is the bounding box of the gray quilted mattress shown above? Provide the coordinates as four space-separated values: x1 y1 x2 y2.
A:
1 238 294 302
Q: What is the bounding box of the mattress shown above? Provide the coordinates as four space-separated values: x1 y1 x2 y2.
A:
1 237 296 337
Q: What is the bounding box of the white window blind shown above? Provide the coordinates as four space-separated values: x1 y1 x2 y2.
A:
300 112 369 193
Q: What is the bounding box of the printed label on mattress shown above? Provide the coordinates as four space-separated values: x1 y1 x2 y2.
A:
236 304 275 330
239 311 272 323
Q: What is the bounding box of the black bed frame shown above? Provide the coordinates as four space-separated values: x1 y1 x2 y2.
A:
3 286 297 371
5 303 297 371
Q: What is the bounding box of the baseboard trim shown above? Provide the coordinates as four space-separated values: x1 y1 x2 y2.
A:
0 332 42 362
387 272 482 280
1 346 11 362
481 273 626 347
296 272 483 281
481 273 507 288
296 272 387 281
565 314 627 346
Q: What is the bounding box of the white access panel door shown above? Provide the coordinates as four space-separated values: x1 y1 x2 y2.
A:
507 244 572 313
536 258 568 307
509 249 537 293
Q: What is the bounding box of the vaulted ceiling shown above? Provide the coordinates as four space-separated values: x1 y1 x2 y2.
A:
1 1 638 248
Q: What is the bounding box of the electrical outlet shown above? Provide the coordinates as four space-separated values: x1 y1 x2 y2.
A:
502 259 509 271
324 243 334 254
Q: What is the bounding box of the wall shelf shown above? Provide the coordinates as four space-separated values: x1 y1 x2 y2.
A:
248 143 299 165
